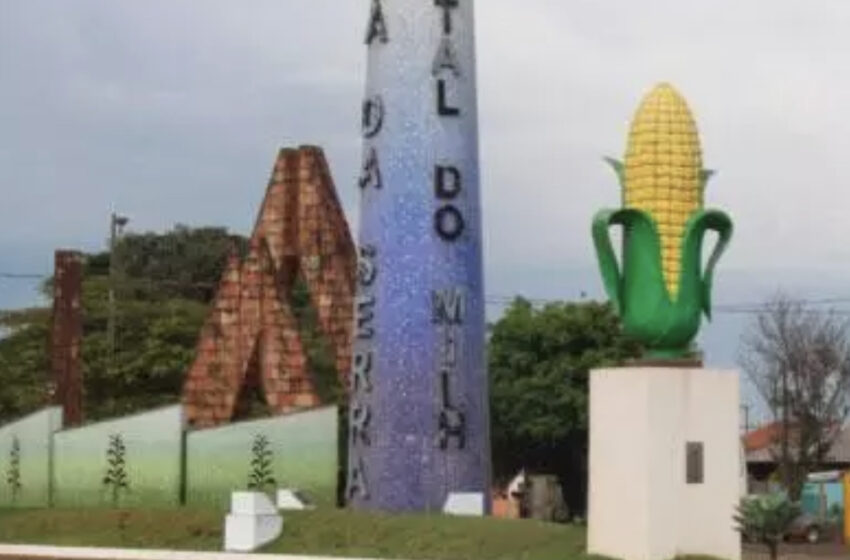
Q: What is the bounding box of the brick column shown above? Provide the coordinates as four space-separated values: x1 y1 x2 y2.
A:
51 250 83 428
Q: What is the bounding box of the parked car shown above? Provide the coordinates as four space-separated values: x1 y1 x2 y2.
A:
784 512 839 544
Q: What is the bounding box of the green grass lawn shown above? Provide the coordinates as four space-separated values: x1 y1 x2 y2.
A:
0 507 592 560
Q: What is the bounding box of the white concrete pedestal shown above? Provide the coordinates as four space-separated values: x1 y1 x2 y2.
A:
443 492 485 516
276 488 315 510
224 491 283 552
588 368 742 560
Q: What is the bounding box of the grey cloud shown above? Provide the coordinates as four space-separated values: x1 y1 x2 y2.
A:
4 0 850 391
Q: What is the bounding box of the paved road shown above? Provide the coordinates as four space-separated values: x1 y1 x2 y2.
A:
1 545 847 560
744 542 848 559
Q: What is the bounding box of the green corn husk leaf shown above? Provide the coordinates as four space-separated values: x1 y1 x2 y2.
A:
591 207 732 357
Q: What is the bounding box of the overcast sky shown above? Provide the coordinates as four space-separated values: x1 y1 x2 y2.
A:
4 0 850 419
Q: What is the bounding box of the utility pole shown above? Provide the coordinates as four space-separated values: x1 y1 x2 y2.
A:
108 212 129 370
781 364 790 493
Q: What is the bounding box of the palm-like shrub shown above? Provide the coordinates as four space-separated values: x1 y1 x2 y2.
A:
102 433 130 506
247 434 276 495
734 493 799 560
5 436 22 503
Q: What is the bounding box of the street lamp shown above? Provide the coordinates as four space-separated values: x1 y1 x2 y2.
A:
108 212 129 369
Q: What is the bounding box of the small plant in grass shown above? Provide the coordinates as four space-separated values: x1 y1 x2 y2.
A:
734 493 798 560
116 510 130 536
102 433 130 506
247 434 277 495
5 436 22 503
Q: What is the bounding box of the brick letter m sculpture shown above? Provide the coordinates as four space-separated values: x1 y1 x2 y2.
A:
182 147 356 428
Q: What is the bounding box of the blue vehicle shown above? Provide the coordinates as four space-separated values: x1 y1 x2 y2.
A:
794 471 846 543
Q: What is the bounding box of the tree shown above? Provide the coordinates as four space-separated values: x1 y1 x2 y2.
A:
488 298 641 517
0 308 52 423
0 224 337 425
740 294 850 500
112 225 248 302
734 493 799 560
79 275 210 420
0 226 246 424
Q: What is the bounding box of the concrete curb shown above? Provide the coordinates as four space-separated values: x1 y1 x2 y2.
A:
0 545 396 560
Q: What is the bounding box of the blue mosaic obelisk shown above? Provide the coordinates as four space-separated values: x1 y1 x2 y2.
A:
346 0 490 512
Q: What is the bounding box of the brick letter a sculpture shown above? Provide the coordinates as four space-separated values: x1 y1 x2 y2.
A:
182 146 356 428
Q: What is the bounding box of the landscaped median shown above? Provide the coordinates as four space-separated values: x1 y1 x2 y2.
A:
10 508 819 560
0 508 590 560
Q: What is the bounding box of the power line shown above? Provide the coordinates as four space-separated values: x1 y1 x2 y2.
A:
0 272 47 280
8 269 850 316
484 294 850 316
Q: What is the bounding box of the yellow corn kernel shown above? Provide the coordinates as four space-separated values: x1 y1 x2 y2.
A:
624 83 703 299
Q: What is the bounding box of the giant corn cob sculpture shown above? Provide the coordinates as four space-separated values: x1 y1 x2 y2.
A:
592 83 733 359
